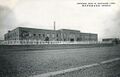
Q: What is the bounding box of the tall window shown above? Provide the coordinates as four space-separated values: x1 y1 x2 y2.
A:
43 34 45 37
33 34 36 36
56 34 59 37
39 34 41 38
52 33 55 38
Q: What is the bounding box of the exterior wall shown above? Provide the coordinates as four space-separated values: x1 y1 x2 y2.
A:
4 27 98 42
80 33 98 41
18 27 62 41
102 38 120 44
58 29 80 41
4 27 20 40
0 40 4 45
102 38 115 42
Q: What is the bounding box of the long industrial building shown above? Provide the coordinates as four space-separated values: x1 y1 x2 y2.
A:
4 27 98 42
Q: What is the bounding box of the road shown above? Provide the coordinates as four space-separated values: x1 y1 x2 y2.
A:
0 45 120 77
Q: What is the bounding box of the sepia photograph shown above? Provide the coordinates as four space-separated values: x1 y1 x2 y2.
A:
0 0 120 77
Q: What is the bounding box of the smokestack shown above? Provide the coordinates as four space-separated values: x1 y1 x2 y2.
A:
54 21 56 31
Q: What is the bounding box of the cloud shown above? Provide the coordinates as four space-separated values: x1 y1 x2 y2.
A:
103 9 120 38
0 0 18 9
0 5 17 40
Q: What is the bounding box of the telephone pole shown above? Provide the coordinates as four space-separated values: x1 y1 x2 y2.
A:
53 21 56 41
54 21 56 31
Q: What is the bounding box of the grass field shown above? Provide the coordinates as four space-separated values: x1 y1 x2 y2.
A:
53 60 120 77
0 45 120 77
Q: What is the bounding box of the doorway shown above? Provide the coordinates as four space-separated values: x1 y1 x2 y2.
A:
70 38 74 42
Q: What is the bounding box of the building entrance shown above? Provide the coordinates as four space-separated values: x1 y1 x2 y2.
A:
45 37 49 41
70 38 74 42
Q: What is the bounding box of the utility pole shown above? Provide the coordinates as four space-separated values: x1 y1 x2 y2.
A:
53 21 56 41
54 21 56 31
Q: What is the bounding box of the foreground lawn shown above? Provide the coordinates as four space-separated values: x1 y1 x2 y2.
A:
0 45 120 77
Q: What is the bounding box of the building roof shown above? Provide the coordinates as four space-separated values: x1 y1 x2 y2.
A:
18 27 54 31
58 29 80 32
80 32 97 35
17 27 81 33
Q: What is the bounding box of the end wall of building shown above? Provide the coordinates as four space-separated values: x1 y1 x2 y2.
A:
4 27 20 40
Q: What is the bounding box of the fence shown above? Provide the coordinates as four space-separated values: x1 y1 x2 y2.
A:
0 40 112 45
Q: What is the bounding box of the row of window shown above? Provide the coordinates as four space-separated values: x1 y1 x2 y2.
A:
32 33 59 38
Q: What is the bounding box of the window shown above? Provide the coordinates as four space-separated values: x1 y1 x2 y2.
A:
43 34 45 37
39 34 41 38
52 33 55 38
56 34 59 37
14 33 16 36
33 34 36 36
39 34 41 36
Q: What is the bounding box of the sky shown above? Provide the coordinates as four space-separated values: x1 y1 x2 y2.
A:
0 0 120 41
